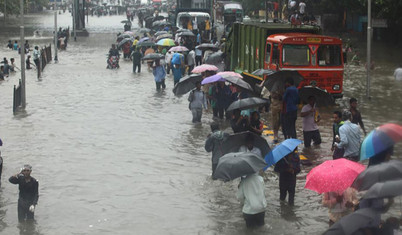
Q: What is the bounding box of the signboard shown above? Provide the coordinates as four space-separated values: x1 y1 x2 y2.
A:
372 19 388 28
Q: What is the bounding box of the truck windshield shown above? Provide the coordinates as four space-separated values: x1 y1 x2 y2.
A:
317 45 342 66
282 44 310 66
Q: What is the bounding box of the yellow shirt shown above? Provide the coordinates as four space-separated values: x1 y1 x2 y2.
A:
132 39 138 47
205 20 210 30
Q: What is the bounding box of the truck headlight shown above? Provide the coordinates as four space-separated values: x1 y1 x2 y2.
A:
333 84 340 90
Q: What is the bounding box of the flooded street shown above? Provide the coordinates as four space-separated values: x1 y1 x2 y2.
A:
0 11 401 235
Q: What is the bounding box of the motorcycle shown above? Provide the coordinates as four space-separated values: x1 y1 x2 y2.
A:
107 56 120 69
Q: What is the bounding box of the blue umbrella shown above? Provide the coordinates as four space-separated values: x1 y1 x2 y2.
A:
264 139 302 170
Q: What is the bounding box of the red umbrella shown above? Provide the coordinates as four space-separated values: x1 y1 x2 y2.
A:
191 64 219 73
305 158 365 194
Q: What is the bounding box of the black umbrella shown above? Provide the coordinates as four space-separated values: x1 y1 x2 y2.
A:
362 179 402 199
213 152 267 182
137 41 156 47
224 76 253 92
156 34 173 41
117 38 133 48
152 20 171 27
205 51 224 65
299 86 335 107
177 31 195 37
176 28 191 33
142 53 165 60
324 208 378 235
117 34 132 40
352 160 402 191
252 69 273 77
261 70 304 92
138 28 151 34
227 97 270 112
172 74 203 96
121 20 131 24
196 43 219 51
154 15 165 21
221 131 271 158
154 31 168 37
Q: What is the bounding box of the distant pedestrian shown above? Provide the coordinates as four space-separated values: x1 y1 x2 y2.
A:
213 82 232 120
26 55 32 70
195 47 202 66
131 47 142 73
322 188 358 226
0 151 3 183
236 171 267 229
274 148 300 206
9 164 39 222
230 109 250 133
299 1 306 16
394 65 402 81
239 134 262 158
165 51 173 74
33 46 40 69
13 40 18 51
188 81 207 123
349 98 366 135
283 78 299 139
270 89 283 143
204 122 229 177
300 96 321 147
187 49 195 75
334 110 361 161
7 40 13 49
331 111 345 159
172 64 182 85
249 111 263 136
152 59 166 91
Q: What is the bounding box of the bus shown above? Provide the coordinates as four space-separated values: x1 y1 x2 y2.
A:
265 33 344 97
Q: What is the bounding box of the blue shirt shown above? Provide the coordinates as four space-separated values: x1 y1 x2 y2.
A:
335 120 361 157
172 66 182 82
283 86 299 113
152 65 166 82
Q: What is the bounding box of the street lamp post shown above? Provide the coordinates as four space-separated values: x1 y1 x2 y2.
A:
366 0 372 99
54 1 58 62
20 0 26 109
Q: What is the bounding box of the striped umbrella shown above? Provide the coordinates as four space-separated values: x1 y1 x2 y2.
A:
156 38 175 47
360 123 402 161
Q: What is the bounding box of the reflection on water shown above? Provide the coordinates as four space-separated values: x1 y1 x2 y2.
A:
0 11 401 235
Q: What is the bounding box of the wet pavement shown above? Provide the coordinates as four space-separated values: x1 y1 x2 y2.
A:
0 11 401 235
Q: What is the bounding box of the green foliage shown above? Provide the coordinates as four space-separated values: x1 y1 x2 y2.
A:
0 0 49 15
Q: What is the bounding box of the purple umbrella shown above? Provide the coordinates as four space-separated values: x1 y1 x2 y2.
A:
201 74 225 85
138 37 150 43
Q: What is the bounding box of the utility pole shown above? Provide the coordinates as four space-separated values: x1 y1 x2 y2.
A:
3 0 6 25
366 0 372 99
54 1 58 62
72 0 77 41
20 0 26 109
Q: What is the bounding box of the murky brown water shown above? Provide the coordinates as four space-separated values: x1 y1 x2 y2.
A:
0 11 401 235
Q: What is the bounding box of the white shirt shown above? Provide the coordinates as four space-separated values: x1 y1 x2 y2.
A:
239 145 262 158
165 52 173 64
299 2 306 14
33 49 40 60
301 104 319 131
394 68 402 81
236 173 267 214
187 50 195 66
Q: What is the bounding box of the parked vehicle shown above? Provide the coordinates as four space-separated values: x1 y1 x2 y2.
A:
225 22 344 98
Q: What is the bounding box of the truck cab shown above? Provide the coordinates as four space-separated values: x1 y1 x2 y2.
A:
265 33 344 97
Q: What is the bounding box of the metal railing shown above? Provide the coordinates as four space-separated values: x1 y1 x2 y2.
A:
38 44 52 79
13 79 22 113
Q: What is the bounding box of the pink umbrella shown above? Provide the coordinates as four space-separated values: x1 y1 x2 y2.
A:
217 71 243 78
305 158 365 194
192 64 219 73
169 46 189 52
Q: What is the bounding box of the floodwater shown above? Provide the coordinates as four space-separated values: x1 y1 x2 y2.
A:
0 11 401 235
